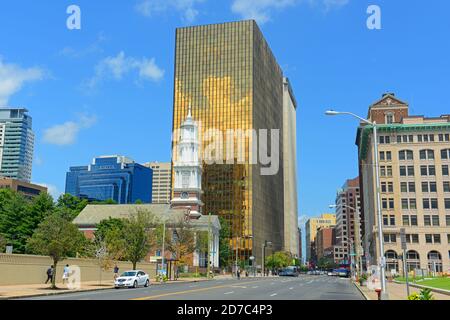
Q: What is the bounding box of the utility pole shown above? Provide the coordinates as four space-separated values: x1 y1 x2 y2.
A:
400 228 409 297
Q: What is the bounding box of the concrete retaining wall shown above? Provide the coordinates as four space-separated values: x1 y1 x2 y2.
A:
0 254 157 286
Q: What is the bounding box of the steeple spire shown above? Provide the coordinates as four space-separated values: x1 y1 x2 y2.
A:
187 103 192 119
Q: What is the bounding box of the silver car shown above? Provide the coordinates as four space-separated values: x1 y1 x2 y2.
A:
114 270 150 289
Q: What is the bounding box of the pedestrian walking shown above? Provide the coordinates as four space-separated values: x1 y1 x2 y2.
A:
45 265 54 284
113 265 119 280
62 264 70 284
237 268 241 280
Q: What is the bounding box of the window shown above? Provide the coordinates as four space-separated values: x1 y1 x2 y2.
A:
406 234 419 244
421 165 436 176
438 134 450 142
384 234 396 243
402 215 410 226
402 199 416 210
426 234 433 244
400 166 415 176
380 136 391 144
424 215 431 226
381 166 393 177
448 234 450 244
411 215 418 226
420 149 435 160
418 134 435 142
442 149 450 160
399 150 414 161
447 215 450 226
445 199 450 209
380 151 392 161
422 182 437 193
444 182 450 193
386 113 394 124
434 235 441 244
398 135 414 143
432 215 440 226
381 182 394 193
443 165 449 176
423 199 438 210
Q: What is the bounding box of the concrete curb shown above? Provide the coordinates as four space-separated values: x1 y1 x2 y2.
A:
353 281 371 300
393 280 450 296
2 279 211 300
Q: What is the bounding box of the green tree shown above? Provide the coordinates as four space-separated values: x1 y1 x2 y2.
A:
218 217 231 268
26 214 86 288
95 218 125 242
317 257 337 270
104 210 158 270
0 233 6 252
165 217 196 266
265 251 292 270
56 194 88 220
0 189 32 253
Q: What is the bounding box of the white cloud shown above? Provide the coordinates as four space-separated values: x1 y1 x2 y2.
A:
231 0 350 24
86 52 164 89
43 114 97 146
231 0 296 24
36 183 62 201
0 58 45 105
135 0 205 23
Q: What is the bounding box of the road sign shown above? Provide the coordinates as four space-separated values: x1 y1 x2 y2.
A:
400 228 407 250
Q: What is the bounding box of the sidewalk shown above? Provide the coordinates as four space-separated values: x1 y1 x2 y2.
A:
0 278 210 300
354 281 450 300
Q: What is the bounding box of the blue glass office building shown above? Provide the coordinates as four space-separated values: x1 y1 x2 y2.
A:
65 156 152 204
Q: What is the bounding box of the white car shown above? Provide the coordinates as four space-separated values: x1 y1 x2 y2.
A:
114 270 150 289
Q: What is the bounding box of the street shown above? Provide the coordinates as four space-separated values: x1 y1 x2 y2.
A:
21 275 364 300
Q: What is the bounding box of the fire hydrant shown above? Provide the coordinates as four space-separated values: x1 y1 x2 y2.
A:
375 288 382 300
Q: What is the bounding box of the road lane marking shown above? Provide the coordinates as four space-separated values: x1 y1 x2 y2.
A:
270 293 277 297
289 287 294 290
131 279 274 300
252 286 259 289
224 291 234 295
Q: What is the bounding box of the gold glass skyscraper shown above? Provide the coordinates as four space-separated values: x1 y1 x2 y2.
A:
172 20 286 266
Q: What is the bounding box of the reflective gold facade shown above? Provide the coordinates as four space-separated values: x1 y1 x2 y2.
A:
172 20 285 266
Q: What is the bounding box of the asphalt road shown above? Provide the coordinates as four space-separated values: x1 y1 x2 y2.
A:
21 275 364 300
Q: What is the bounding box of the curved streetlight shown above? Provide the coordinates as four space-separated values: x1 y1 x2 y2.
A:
325 109 389 300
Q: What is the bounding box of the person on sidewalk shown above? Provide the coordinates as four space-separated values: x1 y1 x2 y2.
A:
62 264 70 284
113 265 119 280
237 268 241 280
45 265 54 284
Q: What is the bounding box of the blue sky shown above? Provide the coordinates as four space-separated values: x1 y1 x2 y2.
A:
1 0 449 238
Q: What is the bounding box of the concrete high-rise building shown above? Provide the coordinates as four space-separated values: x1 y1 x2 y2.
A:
283 77 299 257
305 213 336 264
171 20 289 266
333 177 362 266
144 162 171 204
65 155 153 204
298 227 303 262
0 107 34 182
356 93 450 274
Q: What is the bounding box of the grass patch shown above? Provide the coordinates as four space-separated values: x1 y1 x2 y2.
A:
395 276 450 291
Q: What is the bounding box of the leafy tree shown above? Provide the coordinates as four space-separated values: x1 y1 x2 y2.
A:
94 218 125 242
0 189 32 253
56 194 88 220
104 210 158 270
165 217 196 266
265 251 292 270
218 217 231 268
26 214 86 288
317 257 337 270
91 199 117 205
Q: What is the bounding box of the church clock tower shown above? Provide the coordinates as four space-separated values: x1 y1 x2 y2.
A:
171 105 203 219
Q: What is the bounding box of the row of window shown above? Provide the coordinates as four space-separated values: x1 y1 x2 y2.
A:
379 134 450 144
381 149 450 161
384 233 449 244
380 165 450 176
383 198 450 210
381 181 450 193
402 214 450 226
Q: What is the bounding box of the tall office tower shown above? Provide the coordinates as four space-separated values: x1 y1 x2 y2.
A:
172 20 287 266
283 78 299 257
144 162 172 204
298 228 303 263
65 155 153 204
0 107 34 182
333 177 362 266
357 93 450 274
305 213 336 264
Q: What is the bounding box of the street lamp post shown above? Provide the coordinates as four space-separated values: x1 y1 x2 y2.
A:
326 110 389 300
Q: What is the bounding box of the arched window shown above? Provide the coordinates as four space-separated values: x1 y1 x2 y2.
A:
385 250 398 260
406 250 420 272
441 149 450 160
385 112 395 124
420 149 435 160
385 250 399 274
399 150 414 161
427 251 443 273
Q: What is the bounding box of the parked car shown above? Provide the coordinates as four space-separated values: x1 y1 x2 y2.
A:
114 270 150 289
